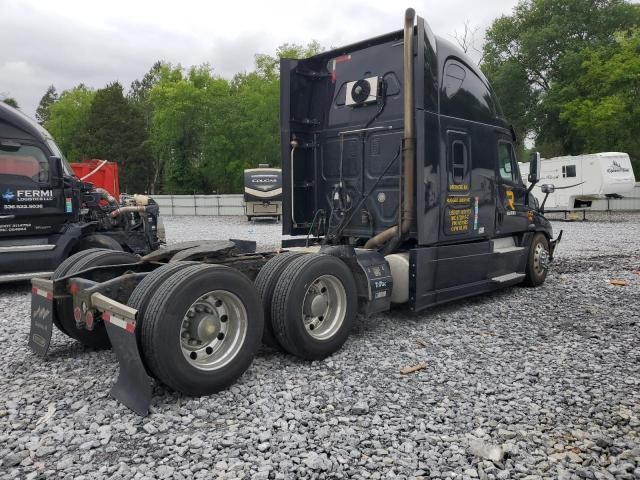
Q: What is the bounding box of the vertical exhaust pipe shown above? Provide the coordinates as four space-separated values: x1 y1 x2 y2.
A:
365 8 416 249
400 7 416 236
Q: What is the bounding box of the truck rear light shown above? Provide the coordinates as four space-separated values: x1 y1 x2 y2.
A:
85 311 94 330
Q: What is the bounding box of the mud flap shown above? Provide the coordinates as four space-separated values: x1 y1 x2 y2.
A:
92 293 153 416
29 279 55 357
549 229 563 260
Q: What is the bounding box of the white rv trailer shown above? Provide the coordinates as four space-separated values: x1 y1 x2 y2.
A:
243 165 283 221
519 152 636 211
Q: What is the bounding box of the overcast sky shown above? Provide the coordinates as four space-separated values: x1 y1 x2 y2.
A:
1 0 520 118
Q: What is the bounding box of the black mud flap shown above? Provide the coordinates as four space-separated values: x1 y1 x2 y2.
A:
93 293 153 416
29 279 55 357
549 229 563 260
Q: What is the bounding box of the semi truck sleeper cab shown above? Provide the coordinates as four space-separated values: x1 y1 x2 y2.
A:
28 9 560 415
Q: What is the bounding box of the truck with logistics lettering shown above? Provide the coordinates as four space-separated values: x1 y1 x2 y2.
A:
27 9 561 416
0 102 162 283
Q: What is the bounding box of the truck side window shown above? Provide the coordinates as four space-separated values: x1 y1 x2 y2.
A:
562 165 576 178
498 142 515 181
451 140 467 183
0 145 49 182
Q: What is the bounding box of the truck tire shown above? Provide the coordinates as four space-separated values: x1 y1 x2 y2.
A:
254 252 304 348
141 264 263 395
56 249 140 349
524 233 550 287
126 261 198 373
271 254 357 360
127 262 195 324
73 234 124 253
52 248 110 334
53 248 107 279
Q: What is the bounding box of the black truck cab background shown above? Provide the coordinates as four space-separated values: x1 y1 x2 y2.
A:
26 9 560 416
281 10 558 310
0 102 161 282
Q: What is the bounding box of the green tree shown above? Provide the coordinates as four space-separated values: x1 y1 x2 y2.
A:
81 82 151 193
128 61 165 193
2 97 19 108
148 64 231 193
482 0 640 154
145 41 323 194
36 85 58 125
45 84 95 162
558 29 640 174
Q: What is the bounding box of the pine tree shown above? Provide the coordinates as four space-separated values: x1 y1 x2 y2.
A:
1 97 19 108
36 85 58 125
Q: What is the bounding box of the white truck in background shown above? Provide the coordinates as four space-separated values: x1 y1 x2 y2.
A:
519 152 636 211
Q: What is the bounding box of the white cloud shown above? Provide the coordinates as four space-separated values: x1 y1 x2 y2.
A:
0 0 520 117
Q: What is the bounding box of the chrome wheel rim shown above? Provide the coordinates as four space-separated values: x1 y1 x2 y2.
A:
179 290 247 371
533 241 549 275
301 274 346 340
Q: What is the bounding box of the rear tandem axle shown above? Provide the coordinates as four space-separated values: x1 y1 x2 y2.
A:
29 240 393 415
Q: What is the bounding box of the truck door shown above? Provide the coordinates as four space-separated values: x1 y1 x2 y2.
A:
495 139 529 235
0 142 67 237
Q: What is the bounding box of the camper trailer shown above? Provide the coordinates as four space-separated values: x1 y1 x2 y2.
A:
519 152 636 211
243 165 282 221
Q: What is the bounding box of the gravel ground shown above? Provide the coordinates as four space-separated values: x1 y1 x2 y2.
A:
1 214 639 480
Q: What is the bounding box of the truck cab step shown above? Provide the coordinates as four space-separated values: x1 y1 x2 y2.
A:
493 246 525 254
491 272 525 284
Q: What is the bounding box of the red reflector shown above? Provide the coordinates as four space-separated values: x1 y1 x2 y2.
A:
85 312 94 330
69 284 78 295
31 287 37 294
73 307 82 322
46 292 53 300
125 322 135 333
102 312 111 322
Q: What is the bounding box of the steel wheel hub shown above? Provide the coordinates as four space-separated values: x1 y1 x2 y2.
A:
301 274 346 340
179 290 247 371
533 242 549 275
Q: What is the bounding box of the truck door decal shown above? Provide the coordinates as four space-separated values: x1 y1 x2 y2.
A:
506 190 515 210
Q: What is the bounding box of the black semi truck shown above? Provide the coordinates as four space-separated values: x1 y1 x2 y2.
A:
0 103 162 283
28 10 560 415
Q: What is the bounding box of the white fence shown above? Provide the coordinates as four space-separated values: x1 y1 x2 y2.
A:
153 195 245 216
152 184 640 216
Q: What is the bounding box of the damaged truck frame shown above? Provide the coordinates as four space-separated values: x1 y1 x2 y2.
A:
29 10 560 415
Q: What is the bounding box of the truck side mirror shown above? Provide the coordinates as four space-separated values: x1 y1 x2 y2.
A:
528 151 541 184
539 183 555 214
49 156 64 187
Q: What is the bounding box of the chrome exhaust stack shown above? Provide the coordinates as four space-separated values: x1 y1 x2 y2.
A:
365 8 416 250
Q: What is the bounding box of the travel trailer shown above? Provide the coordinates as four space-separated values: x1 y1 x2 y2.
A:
519 152 636 211
243 165 282 221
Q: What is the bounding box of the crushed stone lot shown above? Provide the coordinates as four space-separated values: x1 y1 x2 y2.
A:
1 213 639 480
